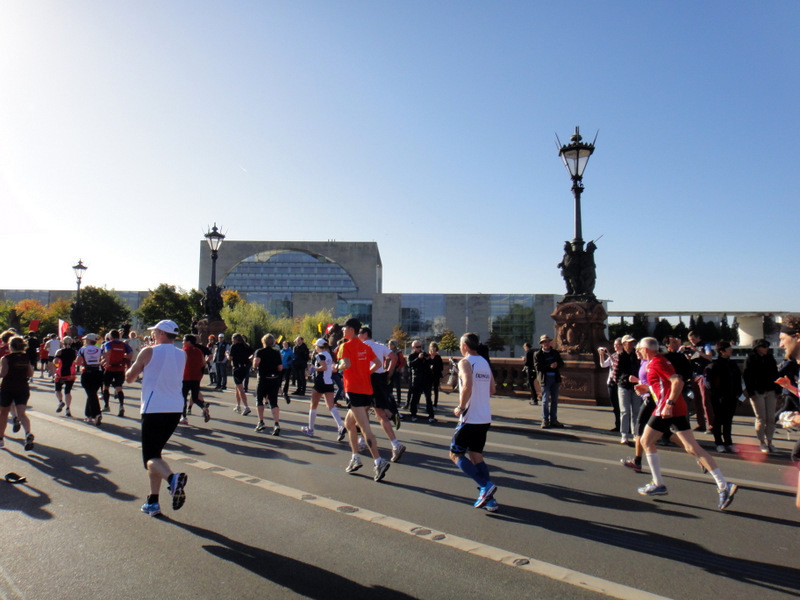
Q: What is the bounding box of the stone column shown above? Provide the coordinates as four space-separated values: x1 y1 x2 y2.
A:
551 300 611 405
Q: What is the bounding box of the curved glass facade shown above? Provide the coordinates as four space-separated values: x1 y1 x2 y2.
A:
222 251 357 294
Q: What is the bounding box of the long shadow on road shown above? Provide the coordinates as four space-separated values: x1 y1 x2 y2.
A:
164 518 417 600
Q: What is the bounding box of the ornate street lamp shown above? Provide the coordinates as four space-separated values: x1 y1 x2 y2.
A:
203 224 226 320
71 259 88 328
557 126 596 252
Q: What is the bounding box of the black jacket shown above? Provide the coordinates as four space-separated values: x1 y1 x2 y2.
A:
534 347 564 385
616 350 641 390
706 357 743 400
742 351 780 395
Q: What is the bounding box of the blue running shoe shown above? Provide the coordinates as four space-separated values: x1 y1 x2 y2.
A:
141 502 161 516
474 482 497 508
168 473 188 510
485 498 499 512
718 482 738 510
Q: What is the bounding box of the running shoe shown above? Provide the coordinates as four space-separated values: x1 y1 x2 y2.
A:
56 402 65 413
345 456 363 473
255 421 266 432
485 498 499 512
95 414 102 428
718 482 738 511
179 417 189 425
168 472 188 510
12 417 20 433
65 409 72 418
637 482 668 496
272 425 281 436
474 482 497 508
301 426 314 437
390 443 406 463
118 408 125 418
187 407 192 415
103 404 110 413
233 406 242 414
373 458 391 482
202 407 211 423
336 427 347 442
242 407 252 416
24 434 35 452
767 443 776 453
140 502 162 517
285 395 291 405
620 458 642 473
428 417 437 424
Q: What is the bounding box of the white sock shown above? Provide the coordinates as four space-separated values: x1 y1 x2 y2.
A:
374 457 382 466
352 453 359 461
645 453 663 486
358 436 365 446
308 409 317 430
330 407 343 429
391 439 401 450
710 468 727 491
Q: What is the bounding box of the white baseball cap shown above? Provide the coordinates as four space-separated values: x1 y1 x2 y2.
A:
148 319 180 335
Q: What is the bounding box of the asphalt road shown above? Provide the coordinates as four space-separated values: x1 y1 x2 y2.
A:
1 379 798 600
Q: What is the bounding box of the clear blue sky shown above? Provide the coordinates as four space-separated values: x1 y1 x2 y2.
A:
2 1 797 313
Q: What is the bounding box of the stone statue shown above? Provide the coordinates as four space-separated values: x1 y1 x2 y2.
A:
204 284 224 320
558 240 598 302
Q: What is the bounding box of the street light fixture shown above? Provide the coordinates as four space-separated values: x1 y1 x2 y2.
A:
71 259 88 328
557 126 596 251
203 224 226 320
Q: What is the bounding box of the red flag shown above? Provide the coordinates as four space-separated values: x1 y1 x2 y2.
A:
29 320 40 332
325 324 335 334
58 319 70 340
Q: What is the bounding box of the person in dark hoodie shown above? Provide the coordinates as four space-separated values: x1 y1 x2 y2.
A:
742 338 780 453
705 341 743 453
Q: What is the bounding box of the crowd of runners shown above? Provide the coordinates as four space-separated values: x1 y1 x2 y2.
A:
2 315 800 516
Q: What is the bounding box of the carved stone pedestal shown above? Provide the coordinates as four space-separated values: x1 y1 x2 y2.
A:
551 301 611 406
195 318 227 343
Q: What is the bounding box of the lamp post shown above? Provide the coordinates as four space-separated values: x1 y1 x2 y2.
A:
557 126 596 253
71 259 87 328
203 224 225 320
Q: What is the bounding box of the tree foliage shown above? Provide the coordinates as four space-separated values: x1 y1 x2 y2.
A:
486 330 506 355
136 284 195 335
391 324 410 350
439 329 459 355
222 289 243 310
78 286 132 336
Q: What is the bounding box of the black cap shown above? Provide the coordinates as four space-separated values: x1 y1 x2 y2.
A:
752 338 770 349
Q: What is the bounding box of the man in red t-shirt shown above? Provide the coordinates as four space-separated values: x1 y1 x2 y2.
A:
634 337 738 510
339 318 390 482
182 335 210 423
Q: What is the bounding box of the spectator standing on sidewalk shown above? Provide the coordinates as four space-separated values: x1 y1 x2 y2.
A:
535 334 565 429
598 338 622 431
742 338 780 454
280 340 294 402
523 342 539 406
706 340 743 453
213 334 229 391
616 335 641 443
292 337 310 396
686 331 715 433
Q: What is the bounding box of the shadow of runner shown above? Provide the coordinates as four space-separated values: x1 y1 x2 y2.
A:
12 443 136 501
164 518 417 600
0 478 53 519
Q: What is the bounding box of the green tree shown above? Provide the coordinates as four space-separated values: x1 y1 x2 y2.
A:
439 329 459 355
652 319 674 344
609 318 630 341
187 288 205 319
486 330 506 356
136 284 195 335
79 286 132 336
672 321 689 342
0 300 15 331
631 313 650 340
221 300 277 344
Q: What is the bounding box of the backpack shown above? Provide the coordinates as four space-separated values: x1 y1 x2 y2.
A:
105 340 127 369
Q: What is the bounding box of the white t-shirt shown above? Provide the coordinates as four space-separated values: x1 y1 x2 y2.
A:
364 339 391 374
